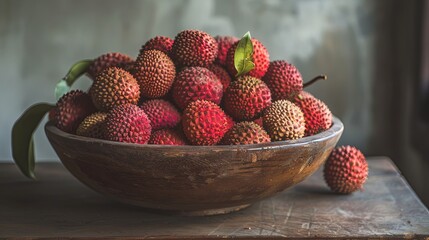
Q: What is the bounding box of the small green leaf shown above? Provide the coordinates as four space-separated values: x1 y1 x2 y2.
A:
234 31 255 77
11 103 55 179
55 59 92 100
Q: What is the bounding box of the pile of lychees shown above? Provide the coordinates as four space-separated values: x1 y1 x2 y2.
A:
49 29 368 194
51 29 333 146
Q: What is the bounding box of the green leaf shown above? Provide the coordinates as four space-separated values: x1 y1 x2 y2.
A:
55 59 92 100
234 31 255 77
11 103 55 179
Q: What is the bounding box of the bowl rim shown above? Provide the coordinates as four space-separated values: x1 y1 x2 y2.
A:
45 116 343 152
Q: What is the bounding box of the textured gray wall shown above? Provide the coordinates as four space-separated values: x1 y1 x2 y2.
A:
0 0 374 161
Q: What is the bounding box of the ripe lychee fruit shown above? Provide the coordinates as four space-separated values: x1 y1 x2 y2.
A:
172 30 218 67
324 146 368 194
263 100 305 141
149 129 187 145
182 100 230 145
215 35 238 66
76 112 107 139
134 50 176 98
105 104 152 144
263 60 303 101
223 76 271 120
222 121 271 145
293 91 332 136
90 67 140 111
140 99 180 130
172 67 223 109
207 64 232 92
141 36 174 56
225 38 269 78
87 52 134 80
55 90 97 133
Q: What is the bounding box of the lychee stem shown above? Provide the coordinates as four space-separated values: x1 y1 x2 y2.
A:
303 75 327 88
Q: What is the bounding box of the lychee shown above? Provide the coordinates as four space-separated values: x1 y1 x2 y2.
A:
223 76 271 120
207 64 232 92
215 35 238 66
225 38 269 78
134 50 176 98
90 67 140 111
87 52 134 80
76 112 107 139
149 129 187 145
141 36 174 56
105 104 152 144
324 146 368 194
263 100 305 141
222 121 271 145
182 100 230 145
172 30 218 67
293 91 332 136
140 99 180 130
172 67 223 109
55 90 97 133
263 60 303 101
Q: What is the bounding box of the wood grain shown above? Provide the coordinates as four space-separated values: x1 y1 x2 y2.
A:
43 118 343 215
0 157 428 239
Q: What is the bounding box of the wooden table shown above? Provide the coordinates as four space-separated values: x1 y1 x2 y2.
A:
1 157 428 239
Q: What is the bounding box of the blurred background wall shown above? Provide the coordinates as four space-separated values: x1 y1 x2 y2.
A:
1 0 428 206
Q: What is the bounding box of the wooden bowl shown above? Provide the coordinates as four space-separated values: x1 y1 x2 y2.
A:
45 117 343 216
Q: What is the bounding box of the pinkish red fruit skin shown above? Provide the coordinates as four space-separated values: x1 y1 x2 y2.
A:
324 145 368 194
182 100 230 146
55 90 97 134
293 91 332 136
87 52 134 80
172 30 218 67
225 38 270 78
207 64 232 92
141 36 174 56
149 129 187 145
140 99 181 130
172 67 223 109
215 36 238 66
223 76 272 121
105 104 152 144
263 60 303 101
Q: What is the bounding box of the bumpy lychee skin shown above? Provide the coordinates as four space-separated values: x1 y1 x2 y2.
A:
222 121 271 145
76 112 107 139
141 36 174 56
215 35 238 66
140 99 180 130
172 30 218 67
293 91 332 136
253 117 263 128
263 61 303 101
207 64 232 92
149 129 187 145
172 67 223 109
87 52 134 80
182 100 230 145
226 38 270 78
223 76 271 121
134 50 176 98
324 146 368 194
90 67 140 111
105 104 152 144
263 100 305 141
55 90 97 134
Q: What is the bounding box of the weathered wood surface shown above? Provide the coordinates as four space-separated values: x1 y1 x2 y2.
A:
0 157 428 239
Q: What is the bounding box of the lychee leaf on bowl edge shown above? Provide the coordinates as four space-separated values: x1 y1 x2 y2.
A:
11 103 54 179
234 31 255 77
55 59 92 100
